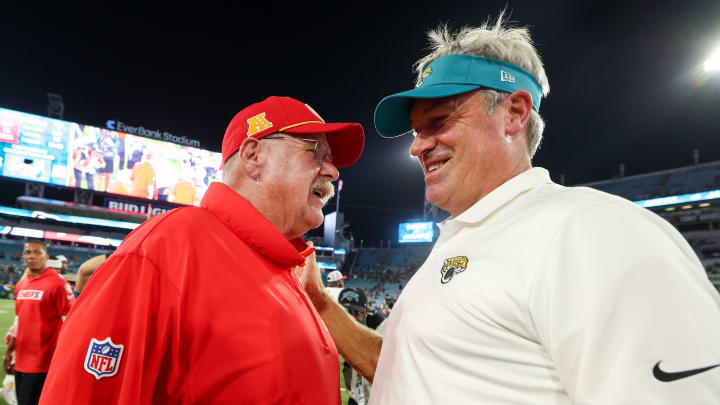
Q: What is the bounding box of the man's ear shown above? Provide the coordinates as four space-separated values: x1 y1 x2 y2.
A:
504 89 533 137
237 137 264 180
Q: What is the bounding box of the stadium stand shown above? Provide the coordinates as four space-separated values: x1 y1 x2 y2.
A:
340 161 720 308
585 160 720 201
2 104 720 304
344 246 432 309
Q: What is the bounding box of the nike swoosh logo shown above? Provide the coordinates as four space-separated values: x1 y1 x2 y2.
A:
653 361 720 382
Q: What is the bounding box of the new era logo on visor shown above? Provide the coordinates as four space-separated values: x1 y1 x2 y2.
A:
500 70 516 83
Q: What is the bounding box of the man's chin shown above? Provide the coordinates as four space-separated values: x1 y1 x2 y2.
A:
291 212 325 238
309 211 325 230
425 186 449 210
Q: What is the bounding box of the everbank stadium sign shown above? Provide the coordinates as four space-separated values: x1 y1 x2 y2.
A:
105 120 201 148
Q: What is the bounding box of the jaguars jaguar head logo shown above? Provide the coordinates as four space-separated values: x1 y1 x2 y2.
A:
416 67 433 87
440 256 469 284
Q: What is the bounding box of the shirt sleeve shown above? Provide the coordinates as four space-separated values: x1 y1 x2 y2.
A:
54 279 76 318
529 201 720 404
39 252 184 405
7 316 17 340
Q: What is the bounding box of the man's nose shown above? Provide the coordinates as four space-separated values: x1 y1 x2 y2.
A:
409 133 435 158
320 161 340 181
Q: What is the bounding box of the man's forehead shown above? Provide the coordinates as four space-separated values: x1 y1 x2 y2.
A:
409 92 479 127
283 132 327 140
281 132 331 146
414 96 456 112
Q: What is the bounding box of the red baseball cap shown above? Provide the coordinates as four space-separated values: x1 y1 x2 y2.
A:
222 96 365 168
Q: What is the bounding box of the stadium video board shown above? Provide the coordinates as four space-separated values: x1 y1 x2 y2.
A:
398 221 434 243
0 107 222 205
0 206 139 231
0 226 122 247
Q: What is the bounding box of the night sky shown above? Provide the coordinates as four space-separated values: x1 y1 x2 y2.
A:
1 2 720 245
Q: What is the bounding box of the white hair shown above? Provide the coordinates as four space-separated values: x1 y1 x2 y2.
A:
415 11 550 158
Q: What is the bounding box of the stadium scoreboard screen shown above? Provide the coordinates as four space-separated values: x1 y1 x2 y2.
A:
0 107 221 205
398 221 434 243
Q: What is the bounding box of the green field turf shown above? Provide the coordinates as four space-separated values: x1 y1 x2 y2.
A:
0 299 349 405
339 356 349 404
0 298 15 405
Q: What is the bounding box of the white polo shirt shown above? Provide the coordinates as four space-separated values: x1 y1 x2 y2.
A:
370 167 720 404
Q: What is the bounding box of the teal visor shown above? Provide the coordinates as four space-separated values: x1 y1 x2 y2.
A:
374 54 543 138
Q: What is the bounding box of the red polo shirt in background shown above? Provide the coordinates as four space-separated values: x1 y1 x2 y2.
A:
14 268 75 373
40 182 340 404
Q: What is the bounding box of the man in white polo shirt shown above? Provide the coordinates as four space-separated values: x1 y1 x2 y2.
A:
296 13 720 404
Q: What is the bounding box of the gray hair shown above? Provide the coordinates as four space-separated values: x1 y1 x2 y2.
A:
415 11 550 158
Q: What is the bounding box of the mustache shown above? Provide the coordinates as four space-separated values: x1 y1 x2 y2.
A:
311 178 336 204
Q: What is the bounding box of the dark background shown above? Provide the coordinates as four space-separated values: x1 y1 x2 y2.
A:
1 1 719 245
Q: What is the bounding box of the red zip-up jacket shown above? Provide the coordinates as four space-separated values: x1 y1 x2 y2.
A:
40 182 340 404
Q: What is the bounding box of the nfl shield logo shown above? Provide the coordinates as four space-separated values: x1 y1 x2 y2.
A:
84 337 124 379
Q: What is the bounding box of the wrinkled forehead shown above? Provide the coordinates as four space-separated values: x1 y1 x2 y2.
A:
282 132 328 142
409 92 474 127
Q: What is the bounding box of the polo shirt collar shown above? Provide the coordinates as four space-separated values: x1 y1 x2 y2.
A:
441 167 552 227
200 182 311 269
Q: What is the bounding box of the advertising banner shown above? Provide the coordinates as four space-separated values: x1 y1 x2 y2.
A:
103 197 174 217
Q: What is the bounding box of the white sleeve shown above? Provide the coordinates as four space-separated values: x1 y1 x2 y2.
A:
6 316 17 339
529 201 720 404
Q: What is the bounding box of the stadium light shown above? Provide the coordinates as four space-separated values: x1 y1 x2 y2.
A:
705 47 720 72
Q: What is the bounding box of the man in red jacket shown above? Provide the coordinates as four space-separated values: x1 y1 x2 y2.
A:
4 240 75 405
39 96 364 404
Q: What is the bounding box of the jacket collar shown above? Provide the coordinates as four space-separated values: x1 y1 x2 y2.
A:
200 182 311 269
24 267 57 281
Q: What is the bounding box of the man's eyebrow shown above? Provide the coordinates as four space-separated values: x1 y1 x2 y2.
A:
409 98 453 129
423 98 451 114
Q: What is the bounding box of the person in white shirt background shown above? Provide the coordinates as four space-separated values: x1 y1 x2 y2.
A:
325 270 347 303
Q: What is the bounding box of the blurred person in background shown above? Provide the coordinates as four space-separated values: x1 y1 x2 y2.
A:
3 240 74 405
126 142 144 170
325 270 346 302
168 169 199 205
74 254 109 294
40 96 364 404
2 317 18 405
168 178 198 205
297 12 720 404
46 256 68 276
57 256 68 276
105 169 131 195
364 307 386 333
70 145 91 188
130 152 156 199
338 288 370 405
96 130 116 192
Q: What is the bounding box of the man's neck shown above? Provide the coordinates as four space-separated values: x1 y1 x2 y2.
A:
27 268 47 279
